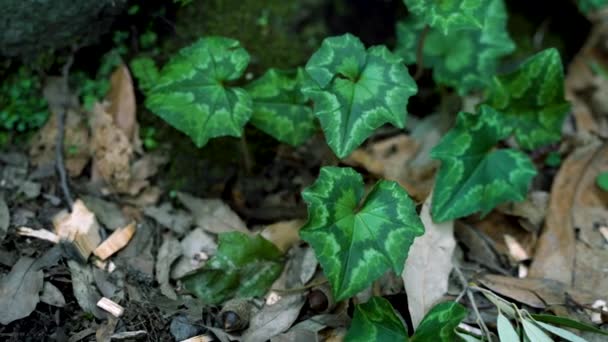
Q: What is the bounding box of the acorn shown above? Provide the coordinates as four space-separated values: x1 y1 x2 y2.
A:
307 283 335 313
218 298 251 332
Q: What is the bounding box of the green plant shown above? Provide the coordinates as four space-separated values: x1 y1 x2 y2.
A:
132 0 604 339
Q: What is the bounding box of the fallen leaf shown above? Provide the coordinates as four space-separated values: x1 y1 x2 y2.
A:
40 281 66 307
105 64 137 141
68 260 106 319
454 222 508 274
116 221 155 278
242 293 306 342
403 194 456 328
176 192 249 235
171 228 217 279
261 219 304 253
0 257 44 324
156 234 182 299
144 202 193 236
497 191 549 232
81 195 128 231
0 194 8 241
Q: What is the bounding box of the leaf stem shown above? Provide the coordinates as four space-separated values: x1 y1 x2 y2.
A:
414 25 430 81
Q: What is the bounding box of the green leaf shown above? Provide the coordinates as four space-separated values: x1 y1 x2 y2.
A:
182 232 283 305
522 319 553 342
246 68 316 146
300 167 424 301
145 37 252 147
531 314 608 336
345 297 408 342
303 33 417 158
396 0 514 95
536 321 589 342
403 0 490 35
577 0 608 13
411 301 467 341
431 106 537 222
484 48 570 150
596 172 608 191
455 332 484 342
498 312 520 342
130 57 160 94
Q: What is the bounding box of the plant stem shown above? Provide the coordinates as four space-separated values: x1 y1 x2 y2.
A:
414 25 430 81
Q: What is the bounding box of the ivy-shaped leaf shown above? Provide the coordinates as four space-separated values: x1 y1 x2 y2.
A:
484 48 570 150
345 297 408 342
182 232 283 305
303 33 417 158
411 301 467 341
396 0 514 95
431 106 537 222
246 68 316 146
145 37 252 147
403 0 490 35
300 167 424 301
577 0 608 13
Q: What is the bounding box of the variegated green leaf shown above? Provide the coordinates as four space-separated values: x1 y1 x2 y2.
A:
403 0 490 35
145 37 252 147
396 0 514 95
246 68 316 146
577 0 608 13
300 167 424 301
182 232 283 305
484 48 570 150
411 301 467 341
303 34 417 158
345 297 408 342
431 106 537 222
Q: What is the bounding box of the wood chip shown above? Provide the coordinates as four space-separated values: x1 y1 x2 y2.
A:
110 330 147 340
17 226 60 244
504 234 529 262
53 199 102 261
94 222 136 260
96 297 124 317
179 336 212 342
92 259 117 273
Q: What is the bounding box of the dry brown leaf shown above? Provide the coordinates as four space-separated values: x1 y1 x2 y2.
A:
29 108 90 177
176 192 249 235
403 194 455 328
105 64 137 141
91 102 133 193
260 219 304 253
529 142 608 294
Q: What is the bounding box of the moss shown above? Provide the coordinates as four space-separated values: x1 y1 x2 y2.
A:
168 0 326 72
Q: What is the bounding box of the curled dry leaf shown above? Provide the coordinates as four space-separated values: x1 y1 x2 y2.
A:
261 219 304 253
403 194 455 328
29 108 90 177
105 64 137 142
40 281 66 307
176 192 249 235
242 293 306 342
156 234 182 300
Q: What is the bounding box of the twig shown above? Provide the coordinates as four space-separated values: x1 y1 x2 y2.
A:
454 265 493 341
56 54 75 209
414 25 430 81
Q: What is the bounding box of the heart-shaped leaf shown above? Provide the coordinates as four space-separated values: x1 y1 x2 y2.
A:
303 33 417 158
411 301 467 341
484 48 570 149
396 0 514 95
345 297 408 342
182 232 283 305
246 68 316 146
130 57 160 95
145 37 252 147
300 166 424 301
431 106 537 222
403 0 491 35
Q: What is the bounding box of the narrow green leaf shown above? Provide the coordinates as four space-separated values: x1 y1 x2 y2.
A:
522 319 554 342
246 68 315 146
412 301 467 341
396 0 514 95
536 321 589 342
303 33 417 158
596 172 608 191
484 48 570 150
455 331 484 342
498 312 521 342
403 0 489 35
531 314 608 336
345 297 408 342
300 167 424 301
145 37 252 147
431 106 537 222
182 232 283 305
